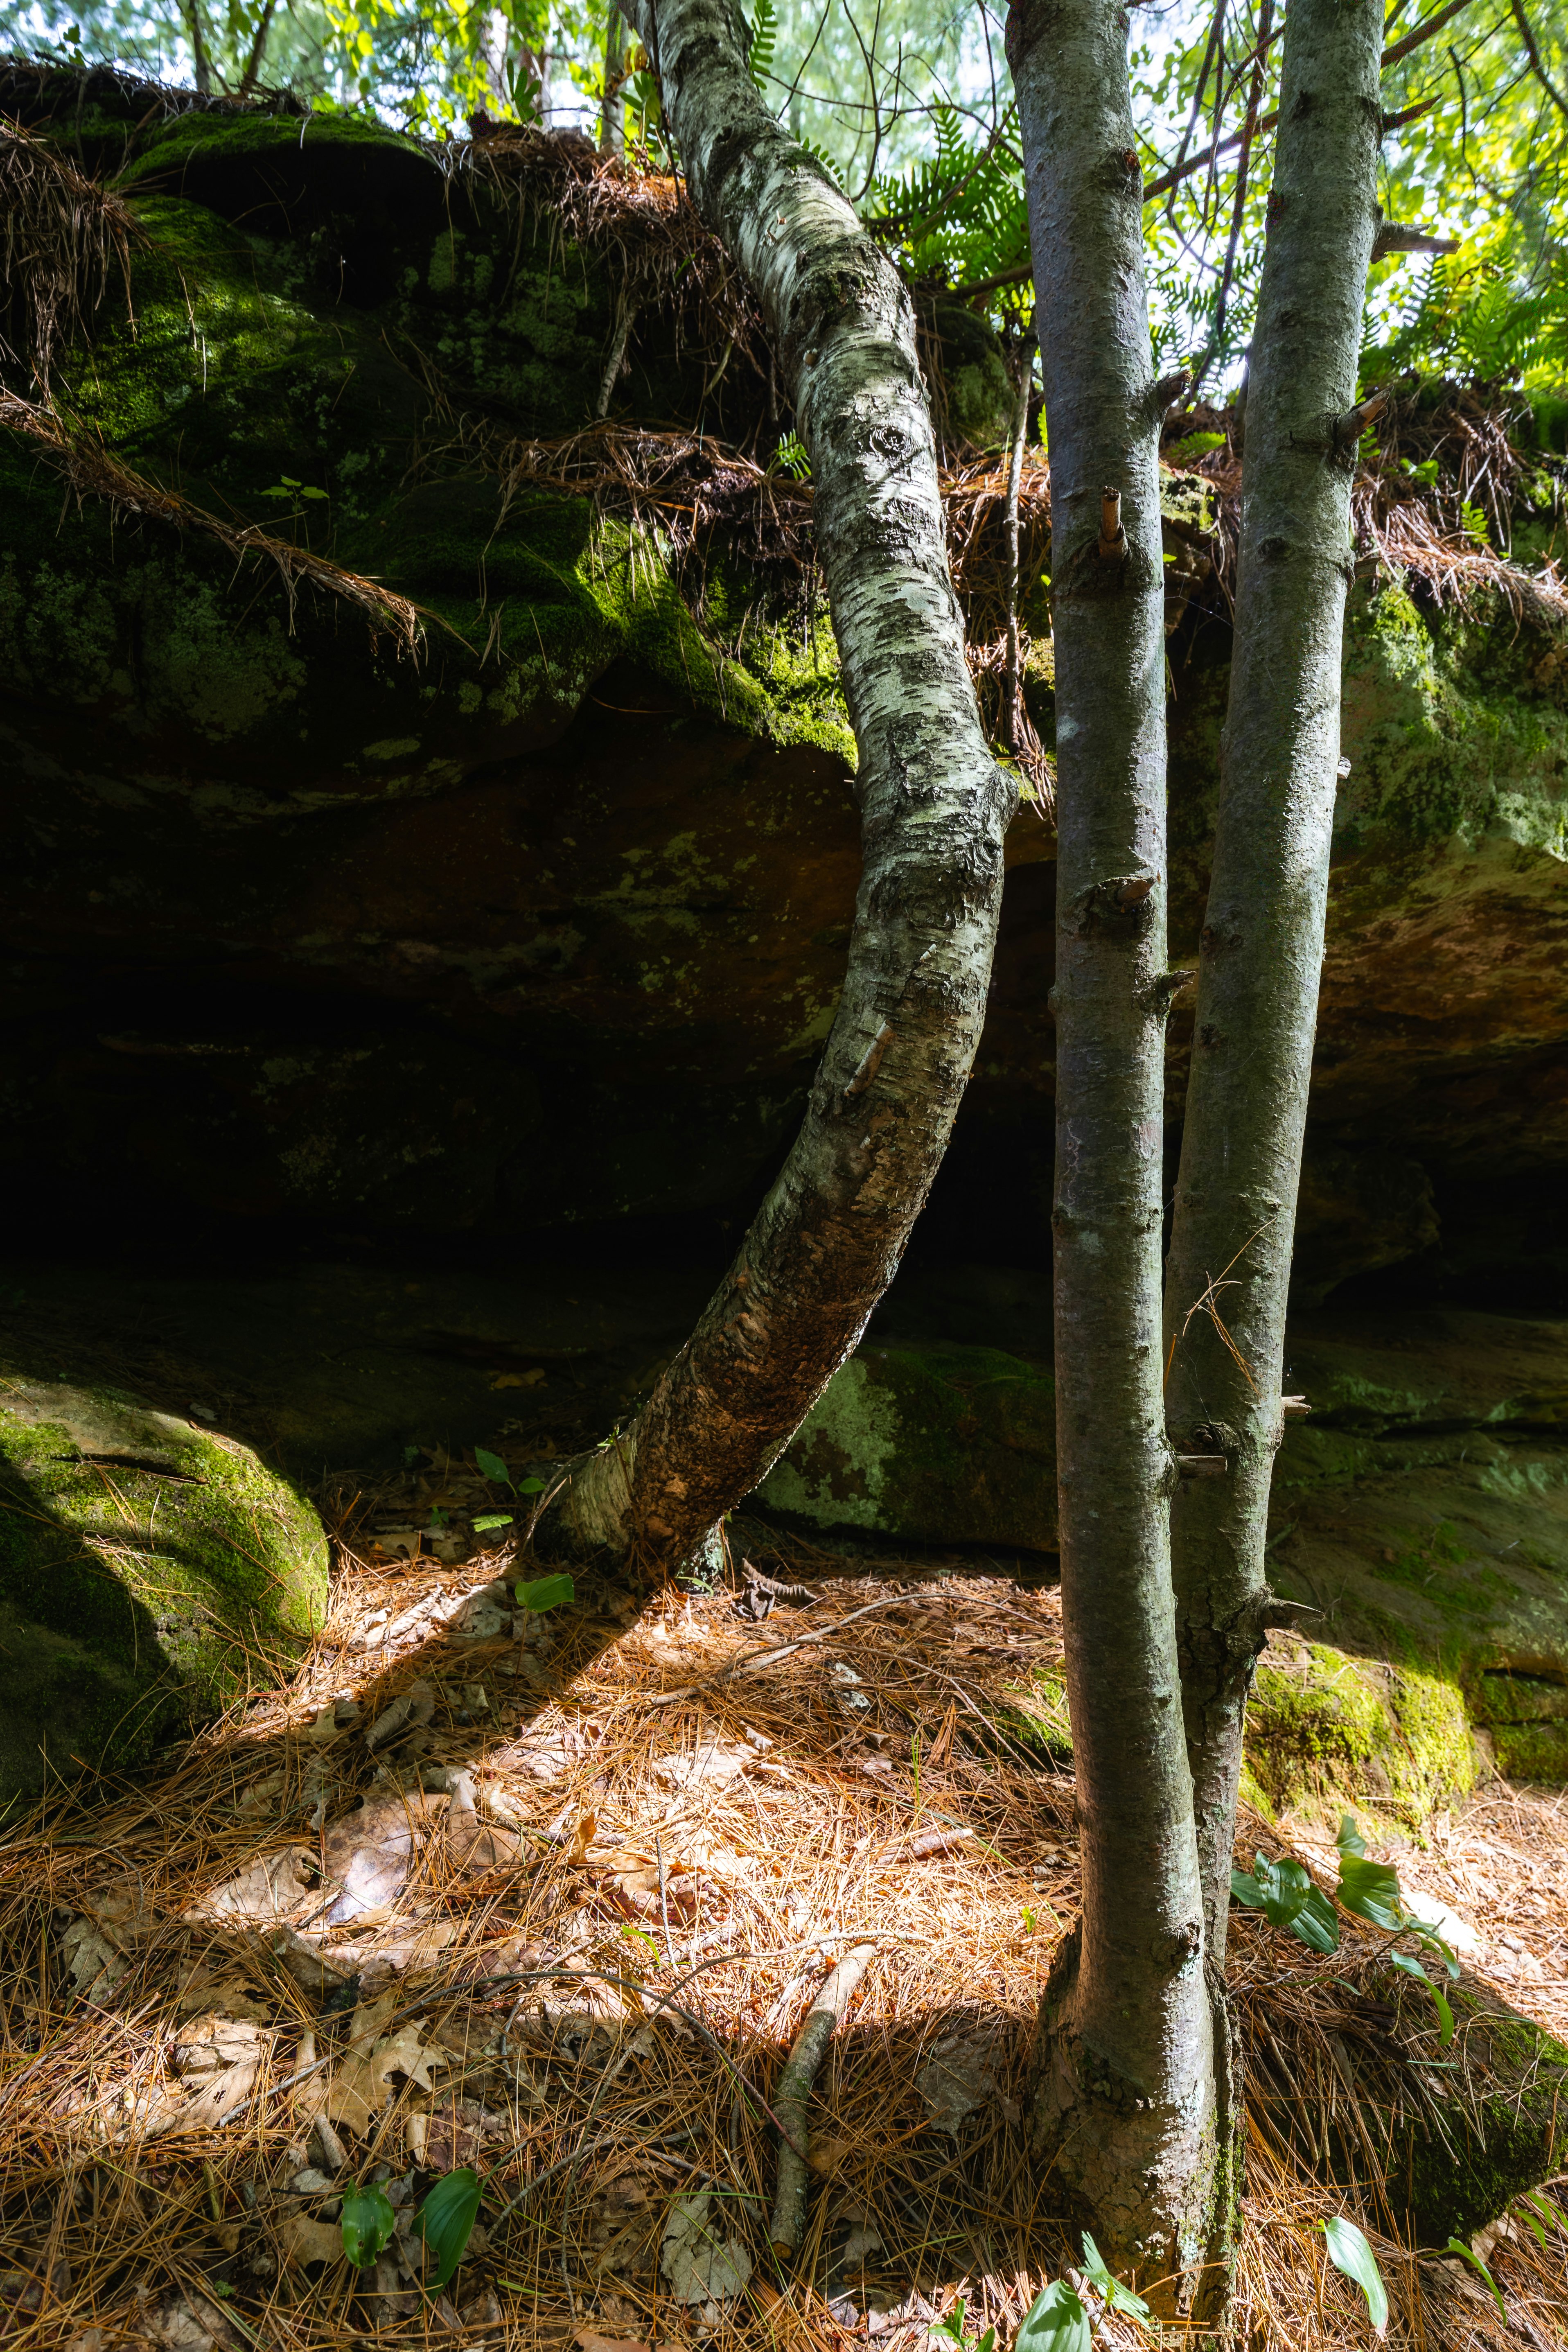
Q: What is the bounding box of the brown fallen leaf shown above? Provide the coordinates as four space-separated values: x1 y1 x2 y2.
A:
320 1791 419 1923
320 1996 449 2135
280 2215 345 2268
574 2333 684 2352
161 2014 275 2133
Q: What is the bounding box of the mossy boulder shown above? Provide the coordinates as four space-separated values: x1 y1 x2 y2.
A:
1244 1639 1476 1825
753 1342 1056 1553
1261 1307 1568 1820
0 1374 329 1808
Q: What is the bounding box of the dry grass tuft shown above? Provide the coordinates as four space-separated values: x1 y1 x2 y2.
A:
0 385 432 653
2 1526 1565 2350
0 113 147 395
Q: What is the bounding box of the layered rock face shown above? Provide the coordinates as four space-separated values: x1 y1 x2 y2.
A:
3 68 1567 1811
2 66 1564 1295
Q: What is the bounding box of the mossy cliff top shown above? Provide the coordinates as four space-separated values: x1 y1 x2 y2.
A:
2 64 1566 1265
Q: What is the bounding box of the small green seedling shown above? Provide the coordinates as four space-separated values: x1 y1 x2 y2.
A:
340 2181 397 2269
417 2167 483 2291
1320 2215 1388 2336
932 2296 995 2352
1516 2189 1562 2251
262 475 328 500
1445 2237 1505 2317
1388 1949 1455 2043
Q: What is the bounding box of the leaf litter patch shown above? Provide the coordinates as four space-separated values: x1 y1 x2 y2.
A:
1 1523 1566 2350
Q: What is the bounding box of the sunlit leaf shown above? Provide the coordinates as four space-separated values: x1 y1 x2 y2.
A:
1336 1813 1369 1859
1080 2231 1151 2326
417 2167 482 2290
472 1512 513 1531
340 2182 396 2269
1015 2280 1092 2352
1445 2237 1505 2317
1231 1854 1340 1953
474 1447 511 1486
1336 1853 1407 1933
1321 2216 1388 2336
1388 1950 1455 2044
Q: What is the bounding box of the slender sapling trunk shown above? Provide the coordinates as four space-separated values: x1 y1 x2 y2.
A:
1163 0 1385 1962
1007 0 1226 2306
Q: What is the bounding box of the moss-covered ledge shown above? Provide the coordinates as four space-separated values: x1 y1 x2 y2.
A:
0 1374 329 1808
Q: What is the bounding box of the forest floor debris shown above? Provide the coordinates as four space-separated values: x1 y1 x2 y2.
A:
2 1517 1566 2350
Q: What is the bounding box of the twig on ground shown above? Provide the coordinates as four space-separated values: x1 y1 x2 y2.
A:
768 1941 878 2257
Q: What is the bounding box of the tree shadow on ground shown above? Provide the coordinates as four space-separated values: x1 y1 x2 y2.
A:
3 1551 1566 2348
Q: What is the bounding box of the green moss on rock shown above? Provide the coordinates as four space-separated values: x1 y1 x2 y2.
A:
0 1374 328 1808
754 1341 1056 1552
1383 1984 1567 2242
1245 1640 1475 1831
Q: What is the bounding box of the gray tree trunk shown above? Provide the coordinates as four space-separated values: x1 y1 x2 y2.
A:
1163 0 1385 1963
1007 0 1225 2308
550 0 1012 1571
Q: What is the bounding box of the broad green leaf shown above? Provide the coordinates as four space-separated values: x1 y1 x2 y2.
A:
514 1573 574 1612
1321 2216 1388 2336
1336 1813 1369 1859
1016 2280 1092 2352
472 1513 513 1532
1231 1854 1339 1953
1445 2237 1505 2317
417 2167 482 2290
1081 2231 1151 2325
474 1447 511 1486
1336 1853 1407 1933
1388 1951 1455 2044
299 485 329 500
517 1475 547 1494
340 2182 396 2269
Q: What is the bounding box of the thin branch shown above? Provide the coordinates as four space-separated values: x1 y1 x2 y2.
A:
1193 0 1273 393
767 1943 877 2256
1507 0 1568 118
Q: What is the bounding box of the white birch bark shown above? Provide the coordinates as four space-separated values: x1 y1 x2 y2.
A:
552 0 1013 1569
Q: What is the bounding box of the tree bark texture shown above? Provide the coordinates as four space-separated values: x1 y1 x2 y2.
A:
1008 0 1221 2306
1163 0 1384 1964
549 0 1013 1571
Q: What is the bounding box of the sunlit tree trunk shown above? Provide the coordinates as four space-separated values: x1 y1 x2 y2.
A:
1164 0 1385 1962
546 0 1012 1573
1006 0 1227 2307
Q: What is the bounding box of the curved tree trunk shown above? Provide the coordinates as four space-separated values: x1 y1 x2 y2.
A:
1163 0 1385 1962
1007 0 1225 2308
548 0 1013 1576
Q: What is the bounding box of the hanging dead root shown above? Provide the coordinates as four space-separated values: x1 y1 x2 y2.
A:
1168 380 1568 628
453 124 769 396
0 111 147 395
2 388 431 653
